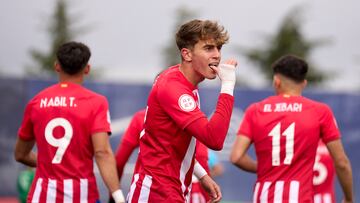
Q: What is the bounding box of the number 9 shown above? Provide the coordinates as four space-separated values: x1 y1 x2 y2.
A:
45 118 73 164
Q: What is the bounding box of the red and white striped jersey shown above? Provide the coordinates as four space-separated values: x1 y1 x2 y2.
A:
127 66 203 202
116 108 212 203
18 82 111 203
28 178 98 203
190 182 207 203
238 95 340 202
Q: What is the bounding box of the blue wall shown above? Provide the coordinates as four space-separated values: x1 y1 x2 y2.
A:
1 77 359 202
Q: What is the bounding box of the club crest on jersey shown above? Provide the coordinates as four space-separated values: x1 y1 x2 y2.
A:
178 94 196 112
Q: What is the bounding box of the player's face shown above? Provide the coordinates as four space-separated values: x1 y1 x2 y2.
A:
191 39 221 80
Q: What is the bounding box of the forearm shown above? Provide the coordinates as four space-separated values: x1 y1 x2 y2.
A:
15 151 37 167
95 149 120 193
115 142 136 182
187 94 234 150
326 140 353 201
232 154 257 173
14 138 37 167
335 158 353 201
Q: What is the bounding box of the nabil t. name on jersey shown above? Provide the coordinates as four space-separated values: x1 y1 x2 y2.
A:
40 96 77 108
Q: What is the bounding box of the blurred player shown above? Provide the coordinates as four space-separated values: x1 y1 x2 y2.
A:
313 141 336 203
16 167 35 203
230 55 353 202
14 41 124 203
127 19 237 203
107 109 145 203
190 144 224 203
114 109 146 186
208 150 224 178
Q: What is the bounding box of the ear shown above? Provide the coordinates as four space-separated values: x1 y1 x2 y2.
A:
54 61 61 73
273 74 281 88
83 64 90 75
302 79 307 89
181 48 192 62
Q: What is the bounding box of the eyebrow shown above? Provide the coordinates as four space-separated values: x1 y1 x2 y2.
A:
203 44 215 49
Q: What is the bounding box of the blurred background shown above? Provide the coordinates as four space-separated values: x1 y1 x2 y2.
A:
1 0 359 202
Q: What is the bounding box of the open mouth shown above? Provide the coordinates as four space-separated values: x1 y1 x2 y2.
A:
209 63 218 71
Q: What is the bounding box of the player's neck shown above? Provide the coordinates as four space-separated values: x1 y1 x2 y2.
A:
58 74 84 85
179 64 202 86
277 90 302 97
276 81 303 96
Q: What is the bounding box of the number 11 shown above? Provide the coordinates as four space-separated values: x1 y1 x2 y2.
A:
268 122 295 166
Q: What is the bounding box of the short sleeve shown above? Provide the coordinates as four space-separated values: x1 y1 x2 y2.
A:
237 104 256 140
18 102 35 141
157 80 204 129
91 96 112 135
319 104 340 143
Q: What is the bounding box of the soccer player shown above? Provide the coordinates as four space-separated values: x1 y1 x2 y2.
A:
16 167 35 203
14 41 125 203
313 141 336 203
111 109 218 203
114 109 146 186
230 55 353 202
208 150 224 178
127 19 237 203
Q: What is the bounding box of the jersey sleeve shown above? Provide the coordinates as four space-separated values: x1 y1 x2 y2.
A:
184 94 234 150
91 96 112 135
157 80 205 129
237 104 255 140
319 104 340 143
18 101 35 141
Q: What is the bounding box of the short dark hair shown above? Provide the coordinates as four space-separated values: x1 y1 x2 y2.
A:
175 19 229 50
271 54 308 82
56 41 91 75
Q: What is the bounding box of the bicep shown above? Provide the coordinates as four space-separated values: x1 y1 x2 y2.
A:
91 132 111 153
326 139 347 163
158 82 203 129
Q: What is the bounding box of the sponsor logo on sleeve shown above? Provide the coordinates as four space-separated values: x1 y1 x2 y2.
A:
178 94 196 112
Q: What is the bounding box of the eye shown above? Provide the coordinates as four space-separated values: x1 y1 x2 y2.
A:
204 45 214 51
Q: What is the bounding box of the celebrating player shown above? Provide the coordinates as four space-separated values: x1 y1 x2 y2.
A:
14 41 125 203
230 54 353 202
127 19 237 202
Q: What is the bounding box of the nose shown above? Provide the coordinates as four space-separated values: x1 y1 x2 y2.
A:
212 48 221 59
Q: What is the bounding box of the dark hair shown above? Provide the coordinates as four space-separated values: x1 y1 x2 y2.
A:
271 54 308 82
56 41 91 75
175 19 229 50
